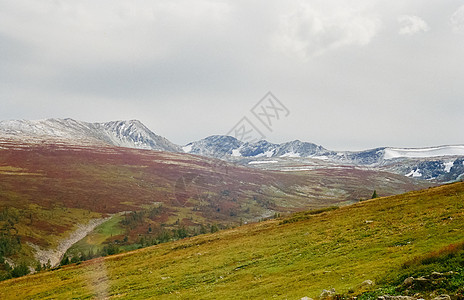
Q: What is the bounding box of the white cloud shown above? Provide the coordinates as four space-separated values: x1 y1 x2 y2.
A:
450 5 464 33
272 0 381 60
398 15 430 35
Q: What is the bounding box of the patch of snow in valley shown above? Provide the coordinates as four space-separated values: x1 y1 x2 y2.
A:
312 156 329 160
248 160 279 165
280 167 316 171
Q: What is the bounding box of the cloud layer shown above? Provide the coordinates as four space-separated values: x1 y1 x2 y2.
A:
0 0 463 150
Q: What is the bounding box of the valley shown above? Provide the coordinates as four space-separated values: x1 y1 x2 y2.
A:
0 135 428 276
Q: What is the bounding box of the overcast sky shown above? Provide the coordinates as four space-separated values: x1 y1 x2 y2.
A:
1 0 463 150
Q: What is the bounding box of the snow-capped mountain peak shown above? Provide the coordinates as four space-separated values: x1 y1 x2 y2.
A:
0 118 180 152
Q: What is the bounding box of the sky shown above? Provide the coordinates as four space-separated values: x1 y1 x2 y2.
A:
1 0 463 150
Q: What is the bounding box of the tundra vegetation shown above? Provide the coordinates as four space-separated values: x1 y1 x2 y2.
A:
0 181 462 299
0 141 428 278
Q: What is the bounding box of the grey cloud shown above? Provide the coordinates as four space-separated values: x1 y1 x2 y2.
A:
0 0 463 150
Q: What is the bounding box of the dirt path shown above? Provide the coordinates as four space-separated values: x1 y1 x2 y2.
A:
30 217 111 267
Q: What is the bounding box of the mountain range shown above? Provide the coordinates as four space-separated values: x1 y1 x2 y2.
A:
1 118 463 182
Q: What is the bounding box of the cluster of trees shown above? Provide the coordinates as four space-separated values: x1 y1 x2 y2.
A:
60 243 121 267
121 205 164 230
59 223 221 267
0 208 27 281
138 223 221 248
0 208 21 258
0 258 30 280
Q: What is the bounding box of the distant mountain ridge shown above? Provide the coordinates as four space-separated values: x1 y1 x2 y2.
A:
182 135 329 159
1 118 463 182
184 135 464 161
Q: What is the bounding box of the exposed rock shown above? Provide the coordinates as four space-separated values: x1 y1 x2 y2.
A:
403 277 414 286
378 295 416 300
3 257 15 268
360 279 374 287
300 297 313 300
320 288 336 299
413 277 430 289
430 272 443 278
432 295 450 300
430 271 453 279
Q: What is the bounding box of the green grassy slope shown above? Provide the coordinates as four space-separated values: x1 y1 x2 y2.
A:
0 182 462 299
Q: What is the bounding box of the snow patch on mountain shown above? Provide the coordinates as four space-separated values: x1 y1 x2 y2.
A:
384 146 464 160
231 148 242 157
182 144 193 153
444 161 454 173
406 169 423 177
280 151 300 158
255 149 275 158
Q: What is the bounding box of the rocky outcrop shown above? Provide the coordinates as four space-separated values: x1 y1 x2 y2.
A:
320 288 336 299
432 295 451 300
378 295 451 300
401 271 456 290
378 296 416 300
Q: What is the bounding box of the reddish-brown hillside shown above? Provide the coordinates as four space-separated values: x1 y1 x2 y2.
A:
0 137 430 267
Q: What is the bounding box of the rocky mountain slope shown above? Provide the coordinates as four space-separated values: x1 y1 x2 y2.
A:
183 136 329 159
0 118 180 152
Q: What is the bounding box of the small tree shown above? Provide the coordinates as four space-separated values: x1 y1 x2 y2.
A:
371 190 379 199
199 225 207 235
210 224 219 233
10 262 29 278
60 255 70 266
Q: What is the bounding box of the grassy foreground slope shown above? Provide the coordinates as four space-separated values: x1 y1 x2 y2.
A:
1 182 463 299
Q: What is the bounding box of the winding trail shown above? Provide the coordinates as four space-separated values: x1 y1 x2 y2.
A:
30 217 111 267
